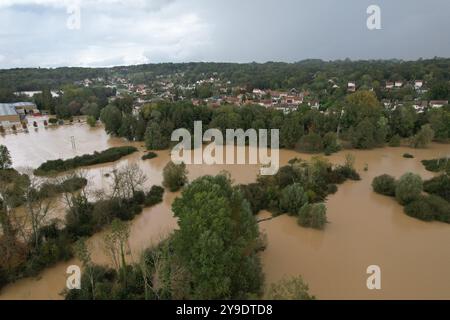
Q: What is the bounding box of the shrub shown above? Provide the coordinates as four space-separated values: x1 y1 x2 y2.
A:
403 153 414 159
141 151 157 160
404 195 450 223
35 146 138 175
424 174 450 202
389 134 401 147
279 183 308 215
395 173 423 205
240 183 269 215
266 276 315 300
86 116 97 127
48 118 58 125
372 174 396 196
162 161 188 192
298 203 327 229
144 185 164 207
422 158 450 174
323 132 341 155
298 132 323 153
410 124 434 148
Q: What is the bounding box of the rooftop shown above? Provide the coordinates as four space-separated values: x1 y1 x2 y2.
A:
0 104 18 116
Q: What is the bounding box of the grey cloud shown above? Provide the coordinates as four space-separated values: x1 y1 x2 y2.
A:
1 0 450 68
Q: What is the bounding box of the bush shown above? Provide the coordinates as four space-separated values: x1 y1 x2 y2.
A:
395 173 423 205
372 174 396 196
298 203 327 229
162 161 188 192
266 276 315 300
424 174 450 202
279 183 308 215
403 153 414 159
323 132 341 155
144 185 164 207
410 124 434 148
298 132 323 153
404 195 450 223
422 158 450 174
35 146 138 175
332 166 361 182
389 134 401 147
141 151 157 160
48 118 58 125
240 183 269 215
86 115 97 127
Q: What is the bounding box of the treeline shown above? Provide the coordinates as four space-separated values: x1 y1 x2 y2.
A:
65 174 314 300
35 146 138 176
100 91 449 154
1 59 450 100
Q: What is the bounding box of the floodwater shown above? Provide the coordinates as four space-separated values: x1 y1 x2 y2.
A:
0 124 449 300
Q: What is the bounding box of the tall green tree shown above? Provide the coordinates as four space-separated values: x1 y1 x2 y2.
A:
0 145 12 170
172 175 263 299
100 105 123 135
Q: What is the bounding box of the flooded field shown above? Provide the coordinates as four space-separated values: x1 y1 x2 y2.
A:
0 124 449 299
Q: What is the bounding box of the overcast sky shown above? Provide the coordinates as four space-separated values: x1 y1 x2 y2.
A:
0 0 449 69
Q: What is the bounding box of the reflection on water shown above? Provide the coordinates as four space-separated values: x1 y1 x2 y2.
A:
0 125 449 299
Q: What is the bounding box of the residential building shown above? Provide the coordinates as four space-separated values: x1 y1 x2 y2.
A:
0 103 21 126
430 100 448 108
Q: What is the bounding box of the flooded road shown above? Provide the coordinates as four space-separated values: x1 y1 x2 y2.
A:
0 124 449 299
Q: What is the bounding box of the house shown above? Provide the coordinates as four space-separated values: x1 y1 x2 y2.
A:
385 82 394 90
12 102 39 115
429 100 448 108
283 96 303 106
347 82 356 92
414 80 424 89
0 103 21 126
412 101 428 113
395 81 403 88
252 88 266 97
308 100 320 110
258 99 273 108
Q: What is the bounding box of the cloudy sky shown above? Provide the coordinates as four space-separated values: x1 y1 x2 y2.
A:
0 0 449 69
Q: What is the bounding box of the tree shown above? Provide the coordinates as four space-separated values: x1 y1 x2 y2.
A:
266 276 315 300
23 171 55 249
410 124 434 148
350 118 376 149
298 203 327 229
109 164 147 200
372 174 397 196
299 132 323 153
86 115 97 127
100 105 122 135
395 173 423 205
428 109 450 142
0 145 12 170
103 219 130 284
74 238 96 299
171 174 263 299
162 161 188 192
145 121 171 150
279 183 308 215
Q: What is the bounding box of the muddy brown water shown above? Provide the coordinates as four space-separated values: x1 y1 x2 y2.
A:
0 124 449 299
